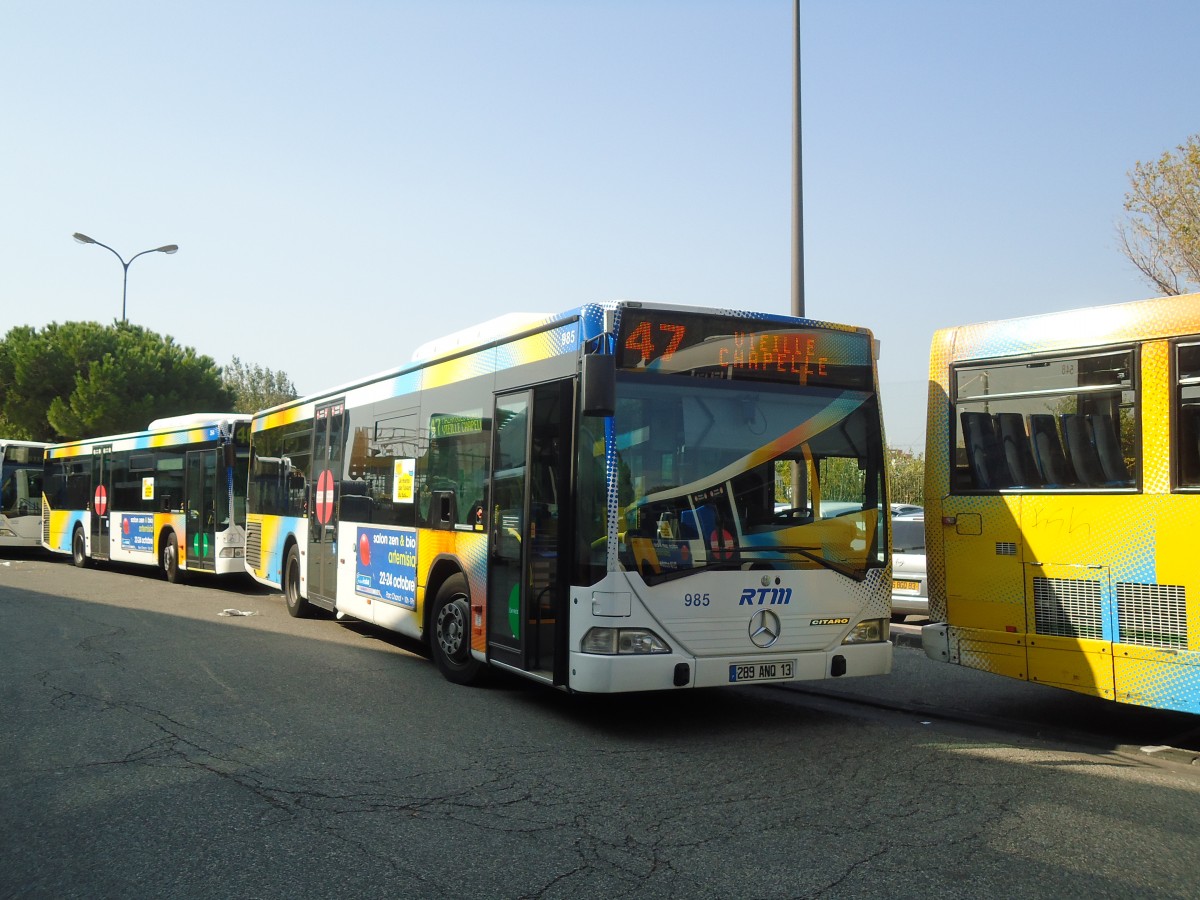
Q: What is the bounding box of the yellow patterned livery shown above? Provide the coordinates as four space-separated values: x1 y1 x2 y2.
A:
923 292 1200 713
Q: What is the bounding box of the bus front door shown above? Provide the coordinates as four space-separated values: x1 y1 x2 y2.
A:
90 446 110 561
308 400 346 605
487 382 572 683
185 449 218 572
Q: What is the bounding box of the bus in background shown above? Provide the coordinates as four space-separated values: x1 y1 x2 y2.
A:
923 291 1200 714
42 415 251 581
1 439 48 548
247 301 892 692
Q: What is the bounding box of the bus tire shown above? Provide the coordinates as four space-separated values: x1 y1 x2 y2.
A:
161 532 182 583
71 527 88 568
283 544 311 618
430 574 483 685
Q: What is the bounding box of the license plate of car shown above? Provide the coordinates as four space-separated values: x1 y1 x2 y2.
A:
729 660 795 683
893 579 920 592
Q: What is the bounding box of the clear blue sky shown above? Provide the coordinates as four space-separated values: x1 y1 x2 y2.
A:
3 1 1197 452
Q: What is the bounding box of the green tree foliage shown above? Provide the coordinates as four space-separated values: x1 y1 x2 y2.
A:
887 448 924 506
0 322 233 441
221 355 299 414
1118 133 1200 296
817 457 868 503
772 448 924 508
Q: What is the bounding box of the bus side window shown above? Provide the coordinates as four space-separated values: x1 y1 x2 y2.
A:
425 410 488 530
340 479 372 523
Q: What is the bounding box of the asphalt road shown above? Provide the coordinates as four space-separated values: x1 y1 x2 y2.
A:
4 552 1200 899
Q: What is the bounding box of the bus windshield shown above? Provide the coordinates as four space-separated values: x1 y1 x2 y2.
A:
606 373 885 583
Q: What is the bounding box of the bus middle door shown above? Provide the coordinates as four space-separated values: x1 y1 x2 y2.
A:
185 449 218 572
308 400 345 606
90 446 111 561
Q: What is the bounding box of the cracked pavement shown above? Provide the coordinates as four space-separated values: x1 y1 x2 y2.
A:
3 555 1200 899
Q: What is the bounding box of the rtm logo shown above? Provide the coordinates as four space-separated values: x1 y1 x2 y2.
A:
739 587 793 606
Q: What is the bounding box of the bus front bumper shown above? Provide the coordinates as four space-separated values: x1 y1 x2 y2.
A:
567 641 893 693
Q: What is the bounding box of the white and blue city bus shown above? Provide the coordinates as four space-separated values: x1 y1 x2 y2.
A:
246 302 894 691
42 414 251 581
0 439 48 548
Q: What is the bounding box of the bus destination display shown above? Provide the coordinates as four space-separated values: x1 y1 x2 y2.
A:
615 310 871 388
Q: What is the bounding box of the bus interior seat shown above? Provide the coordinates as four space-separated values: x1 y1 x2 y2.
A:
960 411 1013 489
994 412 1043 487
1190 410 1200 484
1061 414 1107 486
1028 414 1072 486
734 469 774 527
1091 413 1131 485
680 505 716 540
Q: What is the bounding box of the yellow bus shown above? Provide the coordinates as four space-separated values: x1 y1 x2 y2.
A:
922 291 1200 714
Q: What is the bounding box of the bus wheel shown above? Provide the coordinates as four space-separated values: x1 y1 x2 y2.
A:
161 533 182 583
283 544 311 618
431 574 483 685
71 527 88 568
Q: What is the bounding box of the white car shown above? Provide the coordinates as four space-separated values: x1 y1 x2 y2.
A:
890 515 927 622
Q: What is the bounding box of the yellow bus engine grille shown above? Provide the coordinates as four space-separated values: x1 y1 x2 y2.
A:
1117 583 1187 650
245 520 262 571
1033 577 1103 640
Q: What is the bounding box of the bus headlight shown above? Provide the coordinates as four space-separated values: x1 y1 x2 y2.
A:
842 619 887 644
581 627 671 655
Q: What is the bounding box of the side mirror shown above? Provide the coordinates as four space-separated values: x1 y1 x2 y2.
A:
582 354 615 418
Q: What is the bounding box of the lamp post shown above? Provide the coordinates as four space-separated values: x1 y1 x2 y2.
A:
791 0 804 319
72 232 179 323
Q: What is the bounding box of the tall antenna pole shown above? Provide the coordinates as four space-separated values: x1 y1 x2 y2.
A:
790 0 805 318
789 0 806 511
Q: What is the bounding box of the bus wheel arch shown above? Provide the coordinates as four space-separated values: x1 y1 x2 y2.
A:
429 571 484 685
282 539 312 618
71 525 89 568
422 559 464 635
160 529 183 583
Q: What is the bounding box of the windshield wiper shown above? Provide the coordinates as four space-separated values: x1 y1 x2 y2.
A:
757 545 866 581
636 565 708 585
632 546 868 584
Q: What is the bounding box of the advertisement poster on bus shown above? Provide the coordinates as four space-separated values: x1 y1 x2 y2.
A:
354 526 417 609
120 514 155 553
393 458 415 504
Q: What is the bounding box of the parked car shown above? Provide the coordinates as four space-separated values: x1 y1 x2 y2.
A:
890 503 923 517
890 515 927 622
772 500 869 518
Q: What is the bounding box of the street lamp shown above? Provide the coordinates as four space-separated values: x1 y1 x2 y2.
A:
72 232 179 323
